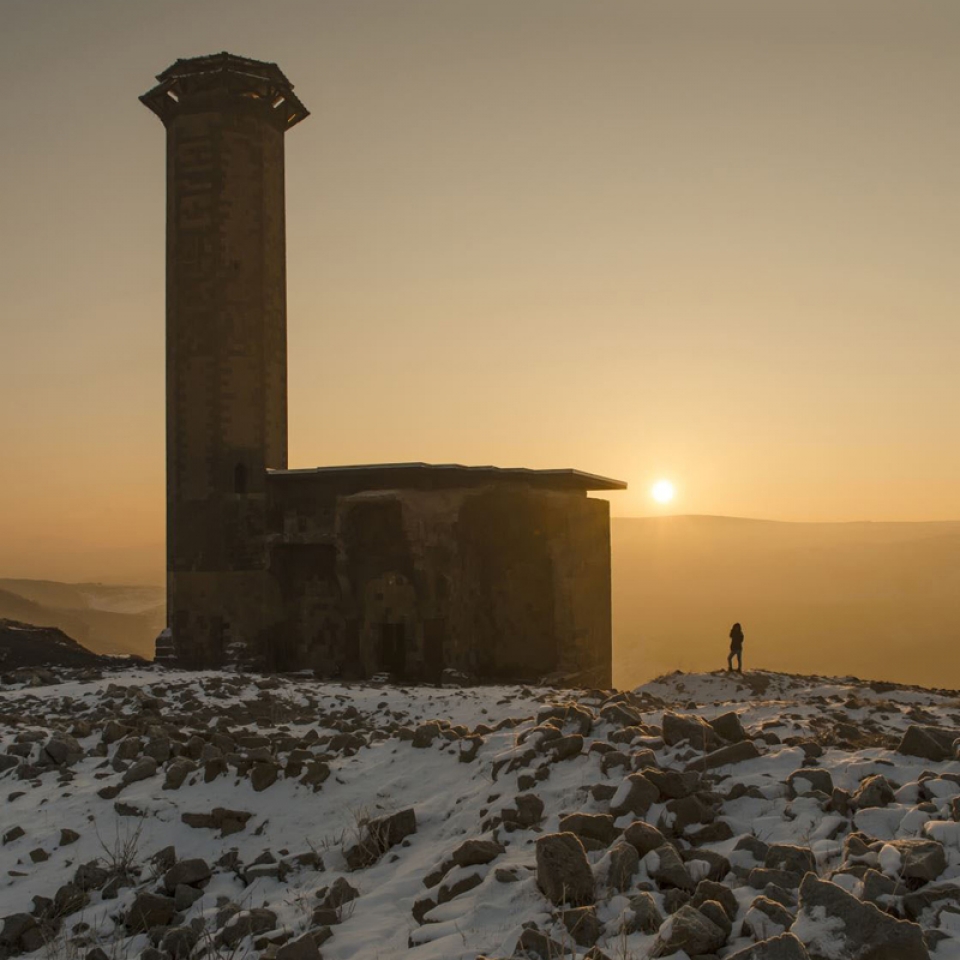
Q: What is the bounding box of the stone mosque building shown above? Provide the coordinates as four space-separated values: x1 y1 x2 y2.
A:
141 53 624 686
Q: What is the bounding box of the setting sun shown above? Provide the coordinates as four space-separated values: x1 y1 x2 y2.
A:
651 479 675 504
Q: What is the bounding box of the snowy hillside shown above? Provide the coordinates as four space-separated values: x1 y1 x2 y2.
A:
1 667 959 959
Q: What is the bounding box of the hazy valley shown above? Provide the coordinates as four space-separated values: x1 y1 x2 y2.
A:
612 517 960 690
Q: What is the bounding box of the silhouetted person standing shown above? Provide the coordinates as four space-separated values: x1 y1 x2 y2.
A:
727 622 744 673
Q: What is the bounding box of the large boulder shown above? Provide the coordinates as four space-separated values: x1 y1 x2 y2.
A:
451 838 504 867
662 712 721 750
610 773 659 818
686 739 761 772
884 839 947 882
161 926 200 960
766 844 817 878
319 876 359 911
622 820 668 858
559 905 601 947
852 775 896 809
503 793 545 828
792 873 929 960
897 725 957 762
787 768 834 797
691 879 739 922
218 908 278 948
43 732 84 767
0 913 49 955
641 766 699 800
125 891 176 933
902 882 960 922
626 891 664 934
515 927 571 958
725 934 811 959
665 793 716 831
744 896 795 938
607 841 640 891
276 933 322 960
345 808 417 870
601 701 645 728
649 903 727 957
535 832 595 906
558 813 618 847
163 759 196 791
121 756 158 786
710 711 747 742
162 858 211 894
645 844 695 892
250 761 280 792
412 721 442 748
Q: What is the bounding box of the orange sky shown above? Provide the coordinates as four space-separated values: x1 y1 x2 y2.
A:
1 0 959 584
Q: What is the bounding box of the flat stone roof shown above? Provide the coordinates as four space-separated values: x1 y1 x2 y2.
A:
269 463 627 492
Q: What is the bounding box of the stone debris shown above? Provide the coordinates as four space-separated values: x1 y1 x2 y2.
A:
535 832 595 906
0 666 959 959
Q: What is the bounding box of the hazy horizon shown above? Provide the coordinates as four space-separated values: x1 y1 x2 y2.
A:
3 514 958 692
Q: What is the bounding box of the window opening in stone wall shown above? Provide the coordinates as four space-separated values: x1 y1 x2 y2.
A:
234 462 247 495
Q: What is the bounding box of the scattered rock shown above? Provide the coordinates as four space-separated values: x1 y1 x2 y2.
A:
160 926 200 960
686 739 761 772
163 858 211 894
43 732 84 767
120 756 158 786
709 711 747 742
765 844 816 878
515 927 571 958
626 891 663 934
645 844 695 892
898 725 957 762
793 872 929 960
218 908 278 948
276 932 322 960
649 903 726 957
560 905 601 947
663 711 721 750
535 833 595 906
725 934 811 960
607 841 639 891
452 838 504 867
2 826 25 845
851 774 895 809
610 773 659 818
787 768 834 797
125 891 176 933
345 808 417 869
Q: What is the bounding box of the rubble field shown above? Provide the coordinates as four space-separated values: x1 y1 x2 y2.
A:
1 666 959 959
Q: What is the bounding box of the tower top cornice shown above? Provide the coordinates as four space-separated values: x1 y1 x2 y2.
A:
140 52 309 130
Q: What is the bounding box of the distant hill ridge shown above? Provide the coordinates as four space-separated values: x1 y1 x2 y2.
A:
0 579 163 661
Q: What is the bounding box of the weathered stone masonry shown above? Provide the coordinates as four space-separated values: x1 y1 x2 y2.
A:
142 53 624 685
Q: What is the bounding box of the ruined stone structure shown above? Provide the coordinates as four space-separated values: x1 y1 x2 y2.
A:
142 53 624 685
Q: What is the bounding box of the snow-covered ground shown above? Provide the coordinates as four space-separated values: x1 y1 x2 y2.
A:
0 667 958 959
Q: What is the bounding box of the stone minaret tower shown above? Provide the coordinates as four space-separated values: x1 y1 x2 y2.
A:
142 54 308 667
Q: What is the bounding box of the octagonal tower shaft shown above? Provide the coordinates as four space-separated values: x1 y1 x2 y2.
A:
142 54 308 666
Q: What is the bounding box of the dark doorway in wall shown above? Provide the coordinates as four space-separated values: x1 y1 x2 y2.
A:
378 622 406 676
234 463 247 495
424 619 445 685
